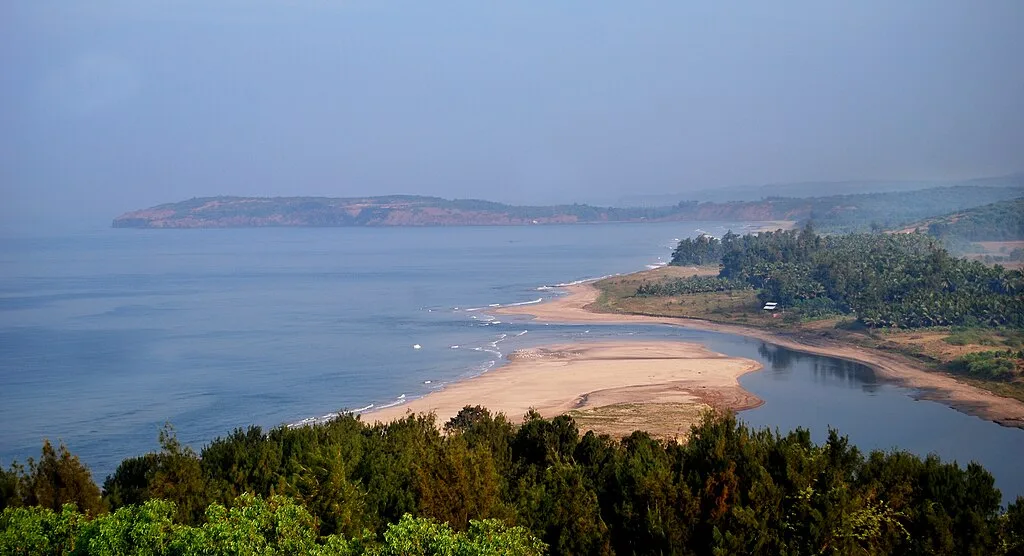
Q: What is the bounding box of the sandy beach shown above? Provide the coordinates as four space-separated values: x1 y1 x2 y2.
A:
368 341 762 438
496 282 1024 429
366 269 1024 435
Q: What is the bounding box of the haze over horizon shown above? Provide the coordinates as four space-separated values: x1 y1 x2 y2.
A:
2 1 1023 233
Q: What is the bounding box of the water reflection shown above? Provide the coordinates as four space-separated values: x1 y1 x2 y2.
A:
516 323 1024 504
757 342 795 372
756 342 880 394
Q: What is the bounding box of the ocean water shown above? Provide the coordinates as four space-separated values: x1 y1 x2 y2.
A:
2 223 1022 503
0 223 733 475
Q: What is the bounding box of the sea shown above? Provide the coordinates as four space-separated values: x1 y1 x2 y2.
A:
1 223 1022 503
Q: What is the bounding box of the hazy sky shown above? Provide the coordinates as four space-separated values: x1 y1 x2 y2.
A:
2 1 1022 231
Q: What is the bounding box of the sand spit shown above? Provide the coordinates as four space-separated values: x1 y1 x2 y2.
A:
367 341 762 438
497 284 1024 429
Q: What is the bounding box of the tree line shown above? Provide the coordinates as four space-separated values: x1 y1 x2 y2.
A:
3 409 1024 555
926 199 1024 242
635 276 748 296
665 228 1024 328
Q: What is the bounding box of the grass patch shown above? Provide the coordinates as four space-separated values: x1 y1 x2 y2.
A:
944 327 1002 346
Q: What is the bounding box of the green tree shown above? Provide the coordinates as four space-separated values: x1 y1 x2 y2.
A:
20 441 104 517
148 426 209 525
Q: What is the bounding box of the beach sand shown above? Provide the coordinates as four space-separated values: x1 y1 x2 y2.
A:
367 341 762 438
366 272 1024 436
496 283 1024 429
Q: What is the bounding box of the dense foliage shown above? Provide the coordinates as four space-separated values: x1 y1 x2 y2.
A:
669 234 725 266
666 228 1024 328
0 495 543 555
635 276 748 296
3 410 1024 555
926 199 1024 242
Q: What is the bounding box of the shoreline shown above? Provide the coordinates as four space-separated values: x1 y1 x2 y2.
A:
367 340 764 438
496 283 1024 429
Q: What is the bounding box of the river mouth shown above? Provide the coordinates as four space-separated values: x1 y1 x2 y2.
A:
4 224 1020 506
491 320 1024 506
691 327 1023 506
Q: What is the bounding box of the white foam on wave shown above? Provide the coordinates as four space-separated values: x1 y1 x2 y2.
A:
475 360 497 373
541 273 620 289
467 297 544 311
374 395 409 413
515 330 528 337
287 402 377 429
505 297 543 307
473 332 508 358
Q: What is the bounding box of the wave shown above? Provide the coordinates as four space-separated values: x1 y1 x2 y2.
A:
374 396 409 411
504 297 543 307
287 402 378 428
466 298 543 311
475 360 497 373
543 273 619 289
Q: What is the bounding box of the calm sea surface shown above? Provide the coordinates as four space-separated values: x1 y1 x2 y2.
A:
1 224 1021 503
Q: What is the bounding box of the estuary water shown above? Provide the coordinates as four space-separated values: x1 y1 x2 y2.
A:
1 224 1022 503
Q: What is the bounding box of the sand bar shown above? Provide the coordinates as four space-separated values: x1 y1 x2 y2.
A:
367 341 762 436
497 283 1024 429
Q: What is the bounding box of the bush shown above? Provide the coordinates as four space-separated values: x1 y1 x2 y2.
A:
949 350 1023 381
636 276 748 296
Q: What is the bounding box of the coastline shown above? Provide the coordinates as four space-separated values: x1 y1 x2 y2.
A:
496 282 1024 429
367 341 763 439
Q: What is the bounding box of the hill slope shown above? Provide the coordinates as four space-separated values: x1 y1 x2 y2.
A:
912 198 1024 241
112 186 1023 229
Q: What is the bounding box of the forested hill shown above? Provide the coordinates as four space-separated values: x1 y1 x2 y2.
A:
111 186 1022 229
901 198 1024 241
665 228 1024 329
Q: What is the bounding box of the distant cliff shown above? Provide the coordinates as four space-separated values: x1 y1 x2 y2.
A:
112 187 1022 230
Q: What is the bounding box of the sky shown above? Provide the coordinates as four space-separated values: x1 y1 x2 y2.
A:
2 1 1023 232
